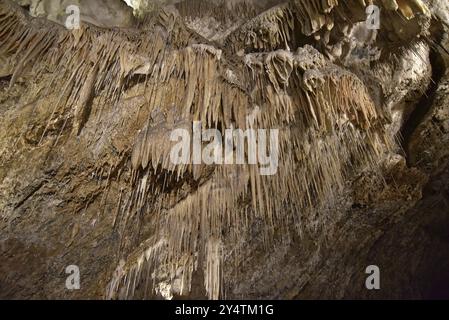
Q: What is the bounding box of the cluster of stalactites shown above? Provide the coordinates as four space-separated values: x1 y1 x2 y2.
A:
0 0 413 300
109 42 394 299
225 0 431 54
0 0 197 137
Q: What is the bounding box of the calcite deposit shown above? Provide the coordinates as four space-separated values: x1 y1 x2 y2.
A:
0 0 448 299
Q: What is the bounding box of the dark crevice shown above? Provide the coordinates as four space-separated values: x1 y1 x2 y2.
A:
0 74 12 83
400 45 446 166
20 5 30 12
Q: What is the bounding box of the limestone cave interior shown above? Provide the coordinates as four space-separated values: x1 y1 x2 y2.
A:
0 0 448 300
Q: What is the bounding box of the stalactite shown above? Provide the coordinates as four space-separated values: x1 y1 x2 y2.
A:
108 43 395 300
0 0 431 300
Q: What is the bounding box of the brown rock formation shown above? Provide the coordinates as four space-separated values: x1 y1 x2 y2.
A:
0 0 448 299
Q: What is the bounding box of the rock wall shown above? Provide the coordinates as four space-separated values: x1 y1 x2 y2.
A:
12 0 135 27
